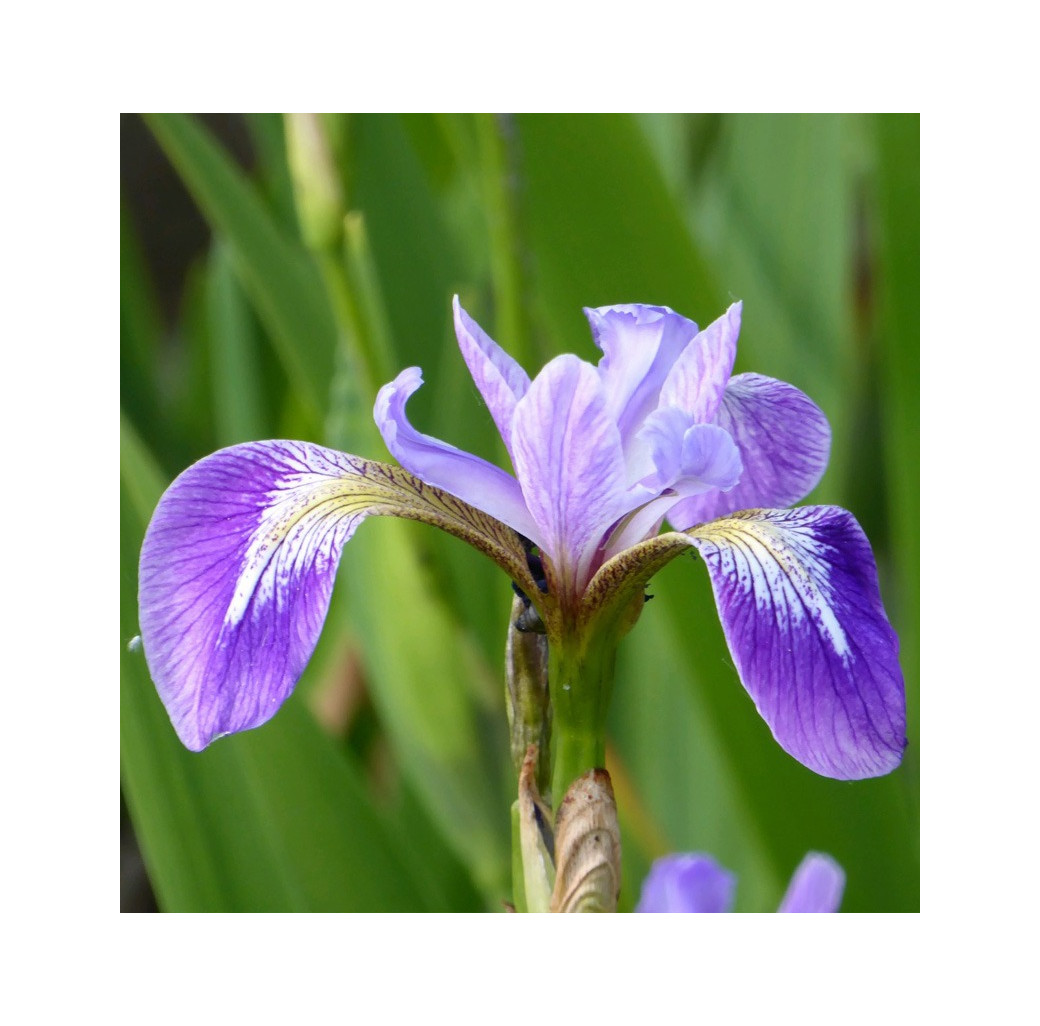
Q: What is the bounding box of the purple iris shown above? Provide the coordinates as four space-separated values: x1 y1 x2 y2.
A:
138 298 905 779
636 852 845 913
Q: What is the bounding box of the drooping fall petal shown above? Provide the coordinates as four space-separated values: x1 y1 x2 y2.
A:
687 506 906 779
138 441 534 750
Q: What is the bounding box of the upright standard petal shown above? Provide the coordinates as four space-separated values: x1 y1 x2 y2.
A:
510 355 630 598
657 301 741 424
452 296 530 461
668 373 831 529
777 853 846 912
687 507 906 780
585 304 700 446
635 854 736 913
375 367 542 545
139 441 537 751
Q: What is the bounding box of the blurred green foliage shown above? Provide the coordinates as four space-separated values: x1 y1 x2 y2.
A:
120 113 919 912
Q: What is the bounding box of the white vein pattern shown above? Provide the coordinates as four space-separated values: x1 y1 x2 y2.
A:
689 507 904 779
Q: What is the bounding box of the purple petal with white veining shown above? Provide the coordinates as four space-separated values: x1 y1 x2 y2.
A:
667 373 831 529
138 441 375 751
658 301 741 423
139 441 538 752
635 854 736 913
511 354 631 597
374 366 541 545
585 304 699 446
778 853 845 912
452 296 530 461
687 506 906 780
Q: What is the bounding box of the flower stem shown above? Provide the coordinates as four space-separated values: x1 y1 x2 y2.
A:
548 637 616 810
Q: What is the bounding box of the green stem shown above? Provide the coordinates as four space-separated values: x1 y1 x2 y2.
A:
548 637 616 810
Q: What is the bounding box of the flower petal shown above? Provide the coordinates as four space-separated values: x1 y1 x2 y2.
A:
777 853 845 912
452 296 531 461
604 423 742 558
374 366 542 545
676 423 743 496
658 301 741 423
511 355 630 597
635 854 736 913
667 373 831 529
585 304 699 445
624 406 689 490
687 507 906 780
139 441 536 751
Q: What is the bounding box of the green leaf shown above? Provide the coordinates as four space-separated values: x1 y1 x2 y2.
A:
119 199 163 435
205 239 273 445
350 115 514 669
513 113 722 337
142 113 336 426
340 517 513 902
874 113 920 828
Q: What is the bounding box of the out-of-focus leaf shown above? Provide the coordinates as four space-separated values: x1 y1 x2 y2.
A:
205 240 270 445
337 514 513 904
166 256 216 457
351 114 511 669
143 113 335 427
609 598 779 913
874 114 920 821
513 113 722 338
243 113 301 233
121 416 435 911
120 200 162 426
351 115 465 375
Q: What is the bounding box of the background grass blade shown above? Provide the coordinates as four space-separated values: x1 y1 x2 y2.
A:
143 113 336 427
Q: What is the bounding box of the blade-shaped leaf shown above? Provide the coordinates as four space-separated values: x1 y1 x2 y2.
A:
142 113 336 424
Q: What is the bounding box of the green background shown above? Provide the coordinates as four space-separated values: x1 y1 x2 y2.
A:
120 113 919 911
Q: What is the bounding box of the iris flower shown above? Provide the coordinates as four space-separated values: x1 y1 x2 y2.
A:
636 852 845 913
138 298 905 797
